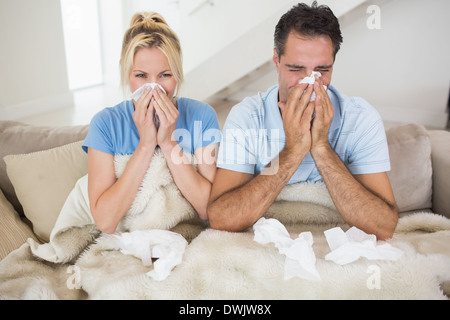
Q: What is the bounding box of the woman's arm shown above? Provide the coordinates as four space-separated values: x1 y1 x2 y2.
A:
153 87 218 219
88 87 158 234
160 142 218 220
87 143 156 234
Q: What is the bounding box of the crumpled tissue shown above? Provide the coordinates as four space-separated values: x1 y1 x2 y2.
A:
298 71 327 102
324 226 403 265
130 83 166 129
114 229 187 281
130 82 166 101
253 217 321 281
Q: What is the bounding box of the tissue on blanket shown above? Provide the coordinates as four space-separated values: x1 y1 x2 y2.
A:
253 217 321 281
324 226 403 265
298 71 327 102
114 229 187 281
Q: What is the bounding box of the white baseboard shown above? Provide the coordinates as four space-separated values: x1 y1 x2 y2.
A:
0 92 74 121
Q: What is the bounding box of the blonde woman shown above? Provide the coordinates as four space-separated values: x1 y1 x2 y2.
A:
82 12 220 234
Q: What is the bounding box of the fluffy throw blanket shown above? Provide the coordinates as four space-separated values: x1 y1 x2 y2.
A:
1 150 449 300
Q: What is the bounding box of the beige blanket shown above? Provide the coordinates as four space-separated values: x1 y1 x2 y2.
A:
1 150 449 300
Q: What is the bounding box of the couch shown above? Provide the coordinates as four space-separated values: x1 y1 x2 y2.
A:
0 120 449 300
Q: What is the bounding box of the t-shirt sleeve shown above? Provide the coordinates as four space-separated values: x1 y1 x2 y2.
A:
216 105 258 175
347 99 391 175
197 104 221 150
82 110 114 155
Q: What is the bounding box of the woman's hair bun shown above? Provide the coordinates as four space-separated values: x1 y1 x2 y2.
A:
130 12 168 28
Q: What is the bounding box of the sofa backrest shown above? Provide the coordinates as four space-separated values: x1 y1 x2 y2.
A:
0 120 440 217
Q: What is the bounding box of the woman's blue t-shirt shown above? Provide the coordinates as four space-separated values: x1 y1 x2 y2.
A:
82 97 220 155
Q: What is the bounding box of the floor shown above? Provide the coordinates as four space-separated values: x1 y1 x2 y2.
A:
17 84 449 132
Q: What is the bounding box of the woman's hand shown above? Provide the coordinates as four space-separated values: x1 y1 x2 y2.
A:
152 86 179 151
133 86 158 149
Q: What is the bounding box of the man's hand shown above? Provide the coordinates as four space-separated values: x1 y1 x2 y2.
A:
310 76 334 153
278 83 315 160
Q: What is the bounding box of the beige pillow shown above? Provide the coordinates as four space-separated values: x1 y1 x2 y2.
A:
4 141 88 242
0 121 89 215
386 124 432 212
0 189 39 260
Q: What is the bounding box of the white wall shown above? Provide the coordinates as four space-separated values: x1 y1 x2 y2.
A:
0 0 73 120
98 0 124 90
179 0 296 74
178 0 368 102
208 0 449 129
2 0 448 129
178 0 304 101
332 0 450 128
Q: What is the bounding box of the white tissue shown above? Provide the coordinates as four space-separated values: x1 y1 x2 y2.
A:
253 218 321 281
298 71 327 102
324 226 403 265
115 229 187 281
130 83 166 101
130 83 166 129
299 71 322 85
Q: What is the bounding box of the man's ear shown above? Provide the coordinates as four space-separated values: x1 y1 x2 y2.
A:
273 48 280 71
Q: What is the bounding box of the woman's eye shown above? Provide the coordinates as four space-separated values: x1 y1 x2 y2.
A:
161 73 172 78
136 74 146 78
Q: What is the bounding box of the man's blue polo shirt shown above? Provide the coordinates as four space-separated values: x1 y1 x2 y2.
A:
217 85 390 183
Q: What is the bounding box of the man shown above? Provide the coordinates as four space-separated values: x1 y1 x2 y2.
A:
207 2 398 240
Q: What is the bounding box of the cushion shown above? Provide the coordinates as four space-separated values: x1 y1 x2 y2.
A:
0 189 39 260
428 130 450 218
0 121 89 215
386 123 432 212
4 141 88 242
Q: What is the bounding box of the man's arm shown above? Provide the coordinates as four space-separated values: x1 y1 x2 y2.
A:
312 145 398 240
311 80 398 240
208 83 315 231
208 146 307 231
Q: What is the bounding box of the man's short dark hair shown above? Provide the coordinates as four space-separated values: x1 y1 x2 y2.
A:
274 1 343 60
